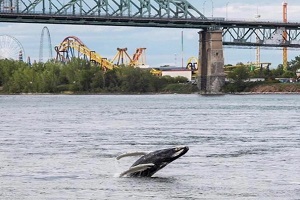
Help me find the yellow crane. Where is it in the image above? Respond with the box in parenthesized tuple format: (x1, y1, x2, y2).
(283, 2, 288, 70)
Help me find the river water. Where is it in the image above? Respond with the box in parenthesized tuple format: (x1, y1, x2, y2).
(0, 94, 299, 199)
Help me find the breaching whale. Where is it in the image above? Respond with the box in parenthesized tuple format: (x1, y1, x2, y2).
(116, 146, 189, 177)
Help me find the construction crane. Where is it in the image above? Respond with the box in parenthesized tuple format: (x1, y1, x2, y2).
(254, 12, 261, 67)
(283, 1, 288, 70)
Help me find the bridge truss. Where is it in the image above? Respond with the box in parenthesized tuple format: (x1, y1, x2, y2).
(0, 0, 206, 19)
(1, 0, 300, 48)
(222, 26, 300, 48)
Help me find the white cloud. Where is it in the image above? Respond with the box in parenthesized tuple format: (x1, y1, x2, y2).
(216, 3, 300, 21)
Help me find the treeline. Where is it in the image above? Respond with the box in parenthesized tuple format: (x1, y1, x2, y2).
(224, 57, 300, 93)
(0, 58, 197, 94)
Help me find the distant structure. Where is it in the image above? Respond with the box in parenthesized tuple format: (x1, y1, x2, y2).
(0, 34, 25, 61)
(0, 0, 17, 12)
(111, 48, 132, 66)
(111, 47, 147, 67)
(282, 1, 288, 69)
(27, 56, 31, 66)
(39, 26, 53, 62)
(254, 11, 261, 67)
(131, 48, 147, 67)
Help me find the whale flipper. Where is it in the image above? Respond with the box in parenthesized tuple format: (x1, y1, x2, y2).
(119, 163, 155, 177)
(117, 146, 189, 177)
(116, 152, 148, 160)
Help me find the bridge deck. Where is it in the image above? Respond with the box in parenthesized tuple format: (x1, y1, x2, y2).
(1, 12, 300, 30)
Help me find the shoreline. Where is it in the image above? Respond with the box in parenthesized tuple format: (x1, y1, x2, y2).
(232, 92, 300, 95)
(1, 83, 300, 95)
(1, 91, 300, 95)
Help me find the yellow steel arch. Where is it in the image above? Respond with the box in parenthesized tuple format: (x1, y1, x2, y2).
(55, 36, 116, 70)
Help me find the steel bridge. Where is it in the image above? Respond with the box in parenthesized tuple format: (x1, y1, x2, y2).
(1, 0, 300, 48)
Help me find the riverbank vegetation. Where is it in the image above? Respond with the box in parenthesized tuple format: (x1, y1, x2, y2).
(0, 59, 198, 94)
(1, 55, 300, 94)
(223, 56, 300, 93)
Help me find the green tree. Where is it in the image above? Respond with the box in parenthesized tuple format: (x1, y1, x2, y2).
(39, 63, 61, 93)
(0, 57, 198, 94)
(270, 65, 284, 78)
(288, 56, 300, 72)
(117, 66, 151, 93)
(281, 71, 296, 78)
(91, 69, 105, 92)
(224, 66, 250, 93)
(104, 68, 120, 92)
(227, 66, 250, 83)
(0, 59, 27, 87)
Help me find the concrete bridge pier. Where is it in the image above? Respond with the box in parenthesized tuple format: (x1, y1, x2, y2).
(197, 29, 225, 94)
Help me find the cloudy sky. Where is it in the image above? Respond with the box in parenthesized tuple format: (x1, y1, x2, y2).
(1, 0, 300, 68)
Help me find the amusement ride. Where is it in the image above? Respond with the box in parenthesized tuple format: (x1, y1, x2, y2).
(0, 34, 24, 61)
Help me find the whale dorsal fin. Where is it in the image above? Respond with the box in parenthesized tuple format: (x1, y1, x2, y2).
(116, 152, 148, 160)
(119, 163, 155, 177)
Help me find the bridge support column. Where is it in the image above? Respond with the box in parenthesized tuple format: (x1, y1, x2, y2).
(197, 29, 225, 94)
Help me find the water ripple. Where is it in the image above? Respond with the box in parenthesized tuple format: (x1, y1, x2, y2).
(1, 94, 300, 199)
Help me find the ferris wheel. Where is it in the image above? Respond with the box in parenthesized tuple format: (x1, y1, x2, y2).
(0, 35, 25, 61)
